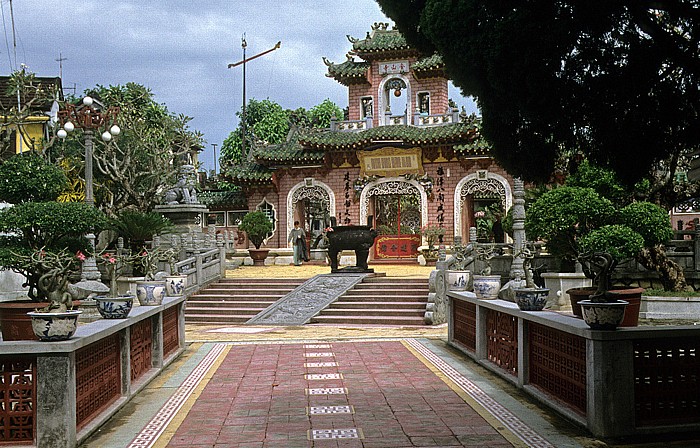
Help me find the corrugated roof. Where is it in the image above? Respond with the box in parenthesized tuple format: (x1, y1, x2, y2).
(0, 75, 62, 112)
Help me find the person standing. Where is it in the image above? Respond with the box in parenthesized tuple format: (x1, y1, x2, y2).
(288, 221, 307, 266)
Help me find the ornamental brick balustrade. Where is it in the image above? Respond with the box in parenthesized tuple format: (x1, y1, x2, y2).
(448, 291, 700, 439)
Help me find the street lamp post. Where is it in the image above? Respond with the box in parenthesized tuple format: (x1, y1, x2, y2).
(57, 96, 120, 205)
(57, 97, 121, 298)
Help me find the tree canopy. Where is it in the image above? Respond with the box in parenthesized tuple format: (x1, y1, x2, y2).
(376, 0, 699, 185)
(220, 98, 343, 168)
(55, 83, 204, 215)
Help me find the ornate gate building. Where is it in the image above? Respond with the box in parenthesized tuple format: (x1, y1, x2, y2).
(222, 23, 515, 260)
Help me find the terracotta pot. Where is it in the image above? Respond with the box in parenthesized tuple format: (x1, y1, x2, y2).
(608, 287, 643, 327)
(567, 286, 642, 326)
(0, 301, 48, 341)
(248, 248, 270, 266)
(566, 287, 597, 318)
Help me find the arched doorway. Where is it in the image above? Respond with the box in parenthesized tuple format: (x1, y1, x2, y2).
(360, 178, 428, 259)
(287, 180, 335, 249)
(454, 172, 512, 243)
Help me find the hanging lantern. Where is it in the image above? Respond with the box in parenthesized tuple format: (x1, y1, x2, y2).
(394, 88, 402, 97)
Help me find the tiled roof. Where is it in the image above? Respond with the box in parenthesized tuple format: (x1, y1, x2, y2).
(412, 53, 445, 77)
(351, 28, 414, 56)
(221, 162, 273, 184)
(252, 135, 326, 164)
(298, 121, 480, 150)
(324, 58, 370, 85)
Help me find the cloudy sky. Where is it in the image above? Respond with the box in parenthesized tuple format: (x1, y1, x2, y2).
(6, 0, 478, 172)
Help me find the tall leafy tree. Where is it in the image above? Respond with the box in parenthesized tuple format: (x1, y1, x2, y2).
(220, 98, 343, 168)
(376, 1, 699, 186)
(76, 83, 204, 214)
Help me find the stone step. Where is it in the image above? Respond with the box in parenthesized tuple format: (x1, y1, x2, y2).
(190, 294, 291, 301)
(343, 289, 427, 297)
(195, 286, 300, 293)
(187, 300, 275, 309)
(335, 295, 427, 303)
(217, 278, 307, 284)
(185, 313, 251, 324)
(309, 315, 427, 326)
(321, 307, 425, 316)
(327, 301, 426, 310)
(185, 306, 263, 316)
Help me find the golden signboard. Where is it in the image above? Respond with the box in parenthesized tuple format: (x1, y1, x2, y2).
(358, 147, 423, 177)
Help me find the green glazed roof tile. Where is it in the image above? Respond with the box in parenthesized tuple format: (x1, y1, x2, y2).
(222, 162, 273, 184)
(351, 28, 411, 54)
(299, 120, 480, 150)
(324, 58, 370, 84)
(413, 53, 445, 72)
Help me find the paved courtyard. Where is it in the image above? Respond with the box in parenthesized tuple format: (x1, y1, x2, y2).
(78, 265, 699, 448)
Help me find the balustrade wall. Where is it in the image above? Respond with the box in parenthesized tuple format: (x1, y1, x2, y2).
(0, 296, 186, 448)
(448, 291, 700, 438)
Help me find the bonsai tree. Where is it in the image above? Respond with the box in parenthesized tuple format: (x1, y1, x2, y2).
(421, 225, 445, 250)
(238, 211, 273, 249)
(0, 152, 109, 302)
(578, 225, 645, 301)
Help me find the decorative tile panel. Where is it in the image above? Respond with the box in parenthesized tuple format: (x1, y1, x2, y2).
(453, 299, 476, 351)
(76, 334, 121, 429)
(486, 309, 518, 376)
(308, 428, 363, 440)
(131, 318, 153, 382)
(634, 337, 700, 426)
(0, 356, 35, 444)
(528, 323, 586, 415)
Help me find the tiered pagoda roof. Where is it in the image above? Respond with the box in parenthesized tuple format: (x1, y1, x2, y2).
(324, 23, 446, 85)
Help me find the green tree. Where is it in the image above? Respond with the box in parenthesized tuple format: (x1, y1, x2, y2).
(220, 98, 343, 168)
(376, 1, 699, 185)
(61, 83, 204, 215)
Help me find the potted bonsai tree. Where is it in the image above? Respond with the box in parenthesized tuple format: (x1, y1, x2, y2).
(134, 246, 175, 305)
(576, 225, 645, 329)
(23, 249, 84, 341)
(238, 210, 273, 266)
(420, 224, 445, 265)
(93, 246, 139, 319)
(0, 153, 108, 340)
(472, 244, 501, 299)
(512, 244, 550, 311)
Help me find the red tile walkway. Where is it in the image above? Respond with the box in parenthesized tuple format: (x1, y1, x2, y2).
(162, 341, 525, 448)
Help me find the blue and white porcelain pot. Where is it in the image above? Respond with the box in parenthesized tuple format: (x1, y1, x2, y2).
(165, 275, 187, 296)
(95, 295, 134, 319)
(135, 280, 166, 306)
(578, 299, 629, 330)
(514, 288, 550, 311)
(472, 275, 501, 300)
(27, 310, 82, 341)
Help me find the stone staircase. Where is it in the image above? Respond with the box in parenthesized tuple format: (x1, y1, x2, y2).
(309, 276, 429, 326)
(184, 278, 306, 324)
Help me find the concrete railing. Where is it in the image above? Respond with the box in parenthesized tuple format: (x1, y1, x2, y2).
(0, 296, 186, 448)
(447, 291, 700, 439)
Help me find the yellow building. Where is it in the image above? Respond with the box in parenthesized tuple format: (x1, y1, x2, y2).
(0, 75, 62, 159)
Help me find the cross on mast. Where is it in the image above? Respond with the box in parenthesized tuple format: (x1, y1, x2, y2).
(228, 38, 281, 161)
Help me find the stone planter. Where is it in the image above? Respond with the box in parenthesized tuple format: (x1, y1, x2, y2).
(579, 300, 629, 330)
(472, 275, 501, 300)
(514, 288, 550, 311)
(165, 274, 188, 296)
(541, 272, 591, 310)
(27, 310, 82, 341)
(95, 295, 134, 319)
(135, 280, 166, 306)
(446, 270, 470, 291)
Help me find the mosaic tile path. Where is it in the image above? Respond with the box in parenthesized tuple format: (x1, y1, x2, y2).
(149, 340, 560, 447)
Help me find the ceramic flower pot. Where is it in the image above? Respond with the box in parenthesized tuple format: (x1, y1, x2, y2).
(27, 310, 82, 341)
(472, 275, 501, 300)
(579, 299, 629, 330)
(135, 280, 166, 306)
(514, 288, 550, 311)
(446, 270, 470, 291)
(165, 275, 187, 296)
(95, 295, 134, 319)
